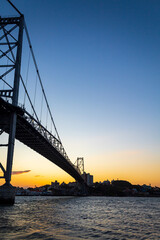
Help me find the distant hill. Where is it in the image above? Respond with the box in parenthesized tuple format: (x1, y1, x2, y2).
(112, 180, 132, 189)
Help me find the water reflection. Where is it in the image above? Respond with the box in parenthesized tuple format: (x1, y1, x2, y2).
(0, 196, 160, 239)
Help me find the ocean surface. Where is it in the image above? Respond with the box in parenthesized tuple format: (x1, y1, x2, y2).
(0, 196, 160, 240)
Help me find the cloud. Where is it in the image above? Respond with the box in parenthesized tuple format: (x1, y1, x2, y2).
(12, 170, 31, 175)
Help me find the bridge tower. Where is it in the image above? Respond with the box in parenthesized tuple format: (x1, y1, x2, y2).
(76, 157, 84, 175)
(0, 14, 24, 204)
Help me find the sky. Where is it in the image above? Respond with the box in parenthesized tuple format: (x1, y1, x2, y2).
(0, 0, 160, 187)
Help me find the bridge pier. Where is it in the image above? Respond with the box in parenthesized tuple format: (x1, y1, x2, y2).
(0, 184, 15, 205)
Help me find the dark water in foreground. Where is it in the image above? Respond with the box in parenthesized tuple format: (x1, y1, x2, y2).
(0, 196, 160, 240)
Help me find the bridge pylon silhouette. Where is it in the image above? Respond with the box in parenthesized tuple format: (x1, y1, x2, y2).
(0, 2, 85, 204)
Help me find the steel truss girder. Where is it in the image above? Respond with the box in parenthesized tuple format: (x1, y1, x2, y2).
(0, 97, 84, 183)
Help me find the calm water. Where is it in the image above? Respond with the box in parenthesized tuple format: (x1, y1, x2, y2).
(0, 196, 160, 240)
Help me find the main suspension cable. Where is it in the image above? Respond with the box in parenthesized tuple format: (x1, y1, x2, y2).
(24, 20, 61, 143)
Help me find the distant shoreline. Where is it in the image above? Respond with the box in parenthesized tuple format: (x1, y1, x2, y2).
(15, 180, 160, 198)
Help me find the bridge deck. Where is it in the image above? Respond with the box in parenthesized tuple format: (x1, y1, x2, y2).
(0, 98, 84, 183)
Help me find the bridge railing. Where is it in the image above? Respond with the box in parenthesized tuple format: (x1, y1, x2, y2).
(20, 106, 81, 175)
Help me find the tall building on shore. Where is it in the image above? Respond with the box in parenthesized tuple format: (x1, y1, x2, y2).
(82, 172, 93, 186)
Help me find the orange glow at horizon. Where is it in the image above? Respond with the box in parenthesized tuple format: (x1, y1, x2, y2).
(86, 150, 160, 187)
(0, 140, 160, 188)
(0, 149, 159, 188)
(0, 169, 160, 188)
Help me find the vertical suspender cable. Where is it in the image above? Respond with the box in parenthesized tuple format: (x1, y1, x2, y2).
(50, 121, 52, 134)
(40, 93, 43, 123)
(23, 50, 30, 107)
(46, 108, 48, 128)
(33, 73, 38, 116)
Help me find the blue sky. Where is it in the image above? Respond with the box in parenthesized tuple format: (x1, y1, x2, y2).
(1, 0, 160, 186)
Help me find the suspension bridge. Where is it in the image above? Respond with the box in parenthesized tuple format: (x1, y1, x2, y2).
(0, 1, 85, 204)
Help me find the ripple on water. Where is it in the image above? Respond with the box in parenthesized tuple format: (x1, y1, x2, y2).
(0, 196, 160, 240)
